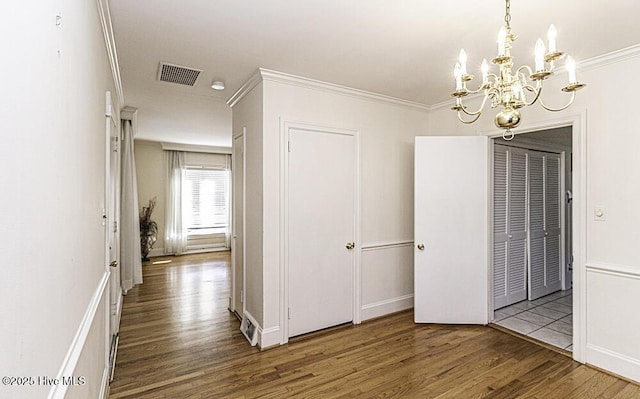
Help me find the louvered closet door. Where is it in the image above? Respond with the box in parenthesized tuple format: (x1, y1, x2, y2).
(528, 151, 562, 300)
(544, 154, 563, 294)
(493, 145, 527, 309)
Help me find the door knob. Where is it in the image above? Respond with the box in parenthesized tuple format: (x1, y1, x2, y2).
(417, 244, 425, 251)
(109, 260, 118, 268)
(346, 242, 355, 250)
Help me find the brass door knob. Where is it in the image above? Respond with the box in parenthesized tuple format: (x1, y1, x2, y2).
(417, 244, 425, 251)
(346, 242, 355, 250)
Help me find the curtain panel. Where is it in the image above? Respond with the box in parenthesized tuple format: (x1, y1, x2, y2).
(120, 120, 143, 291)
(165, 150, 187, 254)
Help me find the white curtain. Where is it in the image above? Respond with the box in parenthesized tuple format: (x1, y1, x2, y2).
(120, 120, 143, 291)
(165, 151, 187, 255)
(224, 154, 232, 247)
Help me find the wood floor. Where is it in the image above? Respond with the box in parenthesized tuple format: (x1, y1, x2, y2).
(109, 252, 639, 398)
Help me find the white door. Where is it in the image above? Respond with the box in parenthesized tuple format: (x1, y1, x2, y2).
(104, 92, 121, 381)
(528, 151, 563, 300)
(288, 127, 355, 337)
(231, 132, 245, 315)
(493, 145, 527, 309)
(108, 118, 121, 335)
(414, 136, 488, 324)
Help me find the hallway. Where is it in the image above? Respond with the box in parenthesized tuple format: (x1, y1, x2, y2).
(109, 251, 252, 398)
(109, 253, 639, 398)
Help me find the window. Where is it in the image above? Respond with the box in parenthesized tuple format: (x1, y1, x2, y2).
(183, 168, 230, 237)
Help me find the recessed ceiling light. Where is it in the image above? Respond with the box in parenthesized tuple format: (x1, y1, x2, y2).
(211, 81, 225, 90)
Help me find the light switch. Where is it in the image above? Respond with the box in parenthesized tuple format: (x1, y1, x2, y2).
(594, 207, 606, 221)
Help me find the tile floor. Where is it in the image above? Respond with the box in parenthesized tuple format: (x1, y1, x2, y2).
(494, 289, 573, 351)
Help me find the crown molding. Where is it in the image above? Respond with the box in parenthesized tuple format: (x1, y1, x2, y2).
(228, 68, 430, 112)
(226, 70, 263, 108)
(160, 142, 232, 154)
(97, 0, 124, 108)
(579, 43, 640, 72)
(429, 43, 640, 112)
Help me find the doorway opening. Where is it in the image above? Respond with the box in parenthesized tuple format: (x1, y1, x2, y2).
(491, 126, 574, 352)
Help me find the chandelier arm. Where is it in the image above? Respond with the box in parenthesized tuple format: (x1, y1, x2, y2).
(538, 90, 576, 112)
(458, 94, 490, 116)
(465, 85, 486, 95)
(457, 109, 482, 124)
(521, 84, 542, 106)
(516, 65, 534, 79)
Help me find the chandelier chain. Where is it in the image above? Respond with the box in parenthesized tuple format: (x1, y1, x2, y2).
(504, 0, 511, 30)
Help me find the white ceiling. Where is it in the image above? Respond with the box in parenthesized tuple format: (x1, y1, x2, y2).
(110, 0, 640, 146)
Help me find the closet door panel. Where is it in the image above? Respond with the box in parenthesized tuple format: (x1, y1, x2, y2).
(508, 238, 527, 300)
(507, 150, 527, 304)
(493, 145, 527, 309)
(493, 146, 509, 309)
(528, 151, 563, 300)
(545, 154, 562, 293)
(528, 152, 547, 300)
(493, 242, 508, 309)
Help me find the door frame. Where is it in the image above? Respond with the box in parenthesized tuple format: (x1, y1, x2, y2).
(486, 110, 587, 363)
(279, 119, 361, 344)
(103, 91, 122, 380)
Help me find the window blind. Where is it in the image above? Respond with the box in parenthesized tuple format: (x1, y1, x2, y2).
(183, 168, 230, 231)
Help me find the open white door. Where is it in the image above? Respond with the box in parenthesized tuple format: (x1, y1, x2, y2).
(414, 136, 489, 324)
(104, 92, 121, 381)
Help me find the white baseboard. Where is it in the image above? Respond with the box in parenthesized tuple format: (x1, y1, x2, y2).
(241, 310, 281, 350)
(586, 343, 640, 383)
(113, 286, 123, 332)
(150, 247, 231, 258)
(184, 247, 230, 255)
(99, 367, 110, 399)
(148, 248, 165, 258)
(259, 326, 281, 350)
(48, 272, 110, 399)
(361, 294, 414, 321)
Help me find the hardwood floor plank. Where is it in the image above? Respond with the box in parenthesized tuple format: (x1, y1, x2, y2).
(109, 252, 639, 398)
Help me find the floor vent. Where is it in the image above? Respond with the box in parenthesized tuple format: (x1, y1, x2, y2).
(157, 62, 202, 86)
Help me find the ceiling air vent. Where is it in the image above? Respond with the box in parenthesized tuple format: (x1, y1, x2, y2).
(157, 62, 202, 86)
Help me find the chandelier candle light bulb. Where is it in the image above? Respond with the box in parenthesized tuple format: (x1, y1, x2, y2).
(454, 62, 463, 90)
(535, 39, 546, 72)
(450, 0, 585, 140)
(459, 49, 468, 76)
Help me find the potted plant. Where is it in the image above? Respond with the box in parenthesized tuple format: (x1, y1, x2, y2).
(139, 198, 158, 261)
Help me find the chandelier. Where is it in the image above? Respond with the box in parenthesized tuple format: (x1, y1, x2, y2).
(451, 0, 585, 140)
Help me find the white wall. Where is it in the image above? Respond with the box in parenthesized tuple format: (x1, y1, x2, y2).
(133, 91, 232, 147)
(1, 0, 118, 398)
(135, 140, 166, 255)
(231, 81, 265, 327)
(231, 71, 428, 347)
(428, 49, 640, 382)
